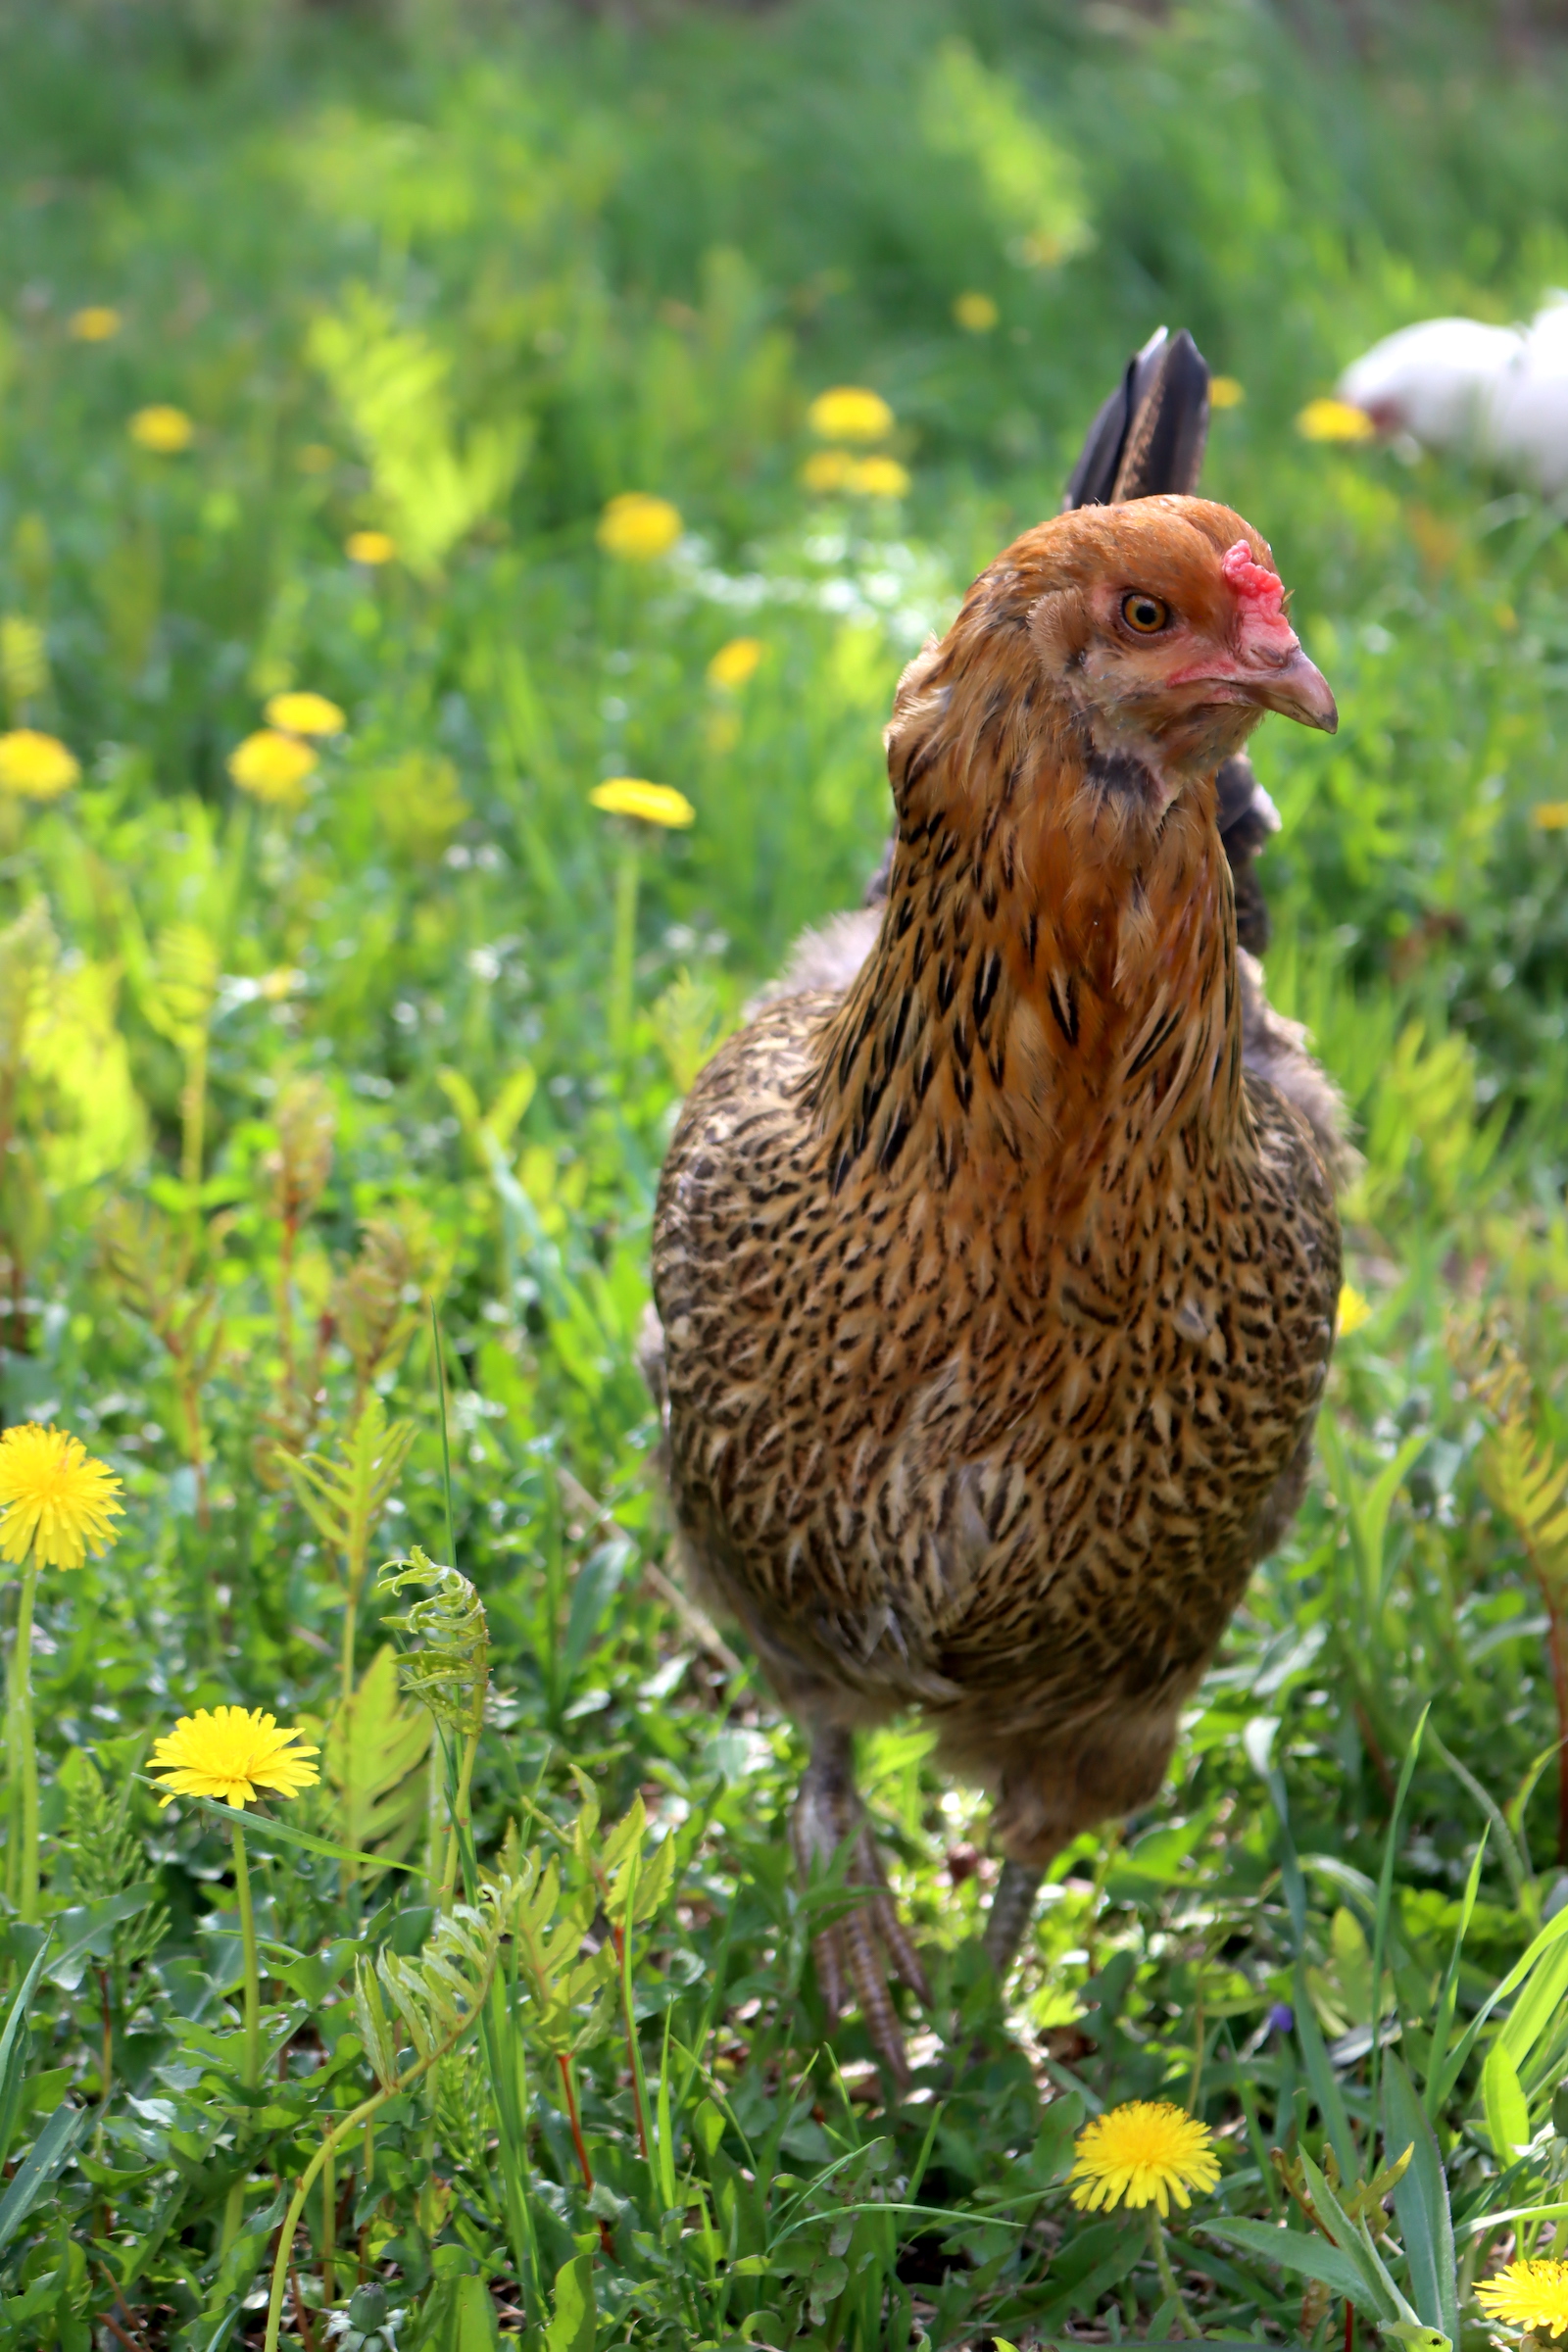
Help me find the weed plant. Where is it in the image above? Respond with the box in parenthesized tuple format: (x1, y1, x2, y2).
(0, 0, 1565, 2344)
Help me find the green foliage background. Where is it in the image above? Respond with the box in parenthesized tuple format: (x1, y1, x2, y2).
(0, 0, 1565, 2344)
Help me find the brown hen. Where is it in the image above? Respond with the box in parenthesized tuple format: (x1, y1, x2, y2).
(647, 365, 1345, 2081)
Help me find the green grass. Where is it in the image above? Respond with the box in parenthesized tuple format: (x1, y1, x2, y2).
(0, 0, 1566, 2343)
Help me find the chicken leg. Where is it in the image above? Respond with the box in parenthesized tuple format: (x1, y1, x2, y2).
(982, 1859, 1045, 1983)
(791, 1726, 930, 2084)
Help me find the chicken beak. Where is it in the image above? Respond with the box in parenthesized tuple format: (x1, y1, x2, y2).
(1241, 645, 1338, 734)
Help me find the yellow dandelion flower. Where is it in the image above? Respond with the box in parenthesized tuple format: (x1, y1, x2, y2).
(264, 690, 346, 739)
(1209, 376, 1245, 410)
(708, 637, 763, 691)
(1337, 1283, 1373, 1337)
(808, 386, 895, 443)
(227, 729, 318, 808)
(590, 777, 695, 828)
(1067, 2100, 1220, 2218)
(1477, 2258, 1568, 2337)
(345, 529, 396, 565)
(1534, 802, 1568, 832)
(1298, 398, 1376, 444)
(0, 729, 79, 801)
(597, 493, 684, 562)
(802, 448, 856, 494)
(0, 1423, 123, 1572)
(150, 1706, 320, 1811)
(954, 291, 999, 334)
(848, 455, 910, 499)
(69, 306, 122, 343)
(128, 405, 195, 455)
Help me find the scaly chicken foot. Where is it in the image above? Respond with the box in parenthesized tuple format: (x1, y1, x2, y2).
(791, 1727, 931, 2085)
(982, 1859, 1045, 1984)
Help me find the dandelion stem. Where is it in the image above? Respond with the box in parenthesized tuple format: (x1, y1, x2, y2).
(609, 835, 640, 1056)
(220, 1818, 261, 2256)
(232, 1821, 261, 2087)
(5, 1554, 41, 1923)
(320, 2138, 335, 2307)
(1148, 2207, 1199, 2339)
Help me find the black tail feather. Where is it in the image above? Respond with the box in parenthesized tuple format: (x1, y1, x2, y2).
(1060, 326, 1210, 512)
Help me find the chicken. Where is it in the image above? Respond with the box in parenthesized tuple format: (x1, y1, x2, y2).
(1335, 294, 1568, 495)
(645, 344, 1347, 2082)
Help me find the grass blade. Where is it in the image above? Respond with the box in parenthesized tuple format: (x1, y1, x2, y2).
(1370, 1703, 1428, 2118)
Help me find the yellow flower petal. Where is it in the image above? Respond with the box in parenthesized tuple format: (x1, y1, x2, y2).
(264, 691, 346, 739)
(0, 730, 79, 801)
(1337, 1283, 1373, 1337)
(802, 448, 855, 494)
(149, 1706, 319, 1811)
(808, 386, 895, 442)
(1209, 375, 1245, 410)
(0, 1423, 123, 1572)
(1477, 2258, 1568, 2337)
(590, 777, 695, 828)
(227, 729, 318, 808)
(1066, 2100, 1220, 2216)
(707, 637, 764, 691)
(847, 455, 909, 499)
(70, 307, 122, 343)
(345, 530, 397, 565)
(954, 292, 999, 334)
(597, 493, 683, 562)
(1533, 802, 1568, 832)
(1298, 398, 1376, 444)
(128, 405, 195, 454)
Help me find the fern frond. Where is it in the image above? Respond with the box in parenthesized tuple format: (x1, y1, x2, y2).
(354, 1878, 522, 2093)
(375, 1549, 489, 1733)
(268, 1074, 336, 1228)
(334, 1208, 437, 1393)
(142, 923, 220, 1052)
(276, 1395, 416, 1566)
(1456, 1319, 1568, 1582)
(323, 1644, 431, 1879)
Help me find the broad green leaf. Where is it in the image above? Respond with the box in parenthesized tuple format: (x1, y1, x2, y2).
(0, 2100, 90, 2250)
(1203, 2219, 1382, 2314)
(544, 2251, 595, 2352)
(172, 1792, 426, 1877)
(0, 1936, 51, 2175)
(46, 1885, 162, 1991)
(451, 2274, 502, 2350)
(1383, 2050, 1458, 2349)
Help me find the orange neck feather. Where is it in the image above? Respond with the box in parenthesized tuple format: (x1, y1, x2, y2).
(808, 626, 1247, 1224)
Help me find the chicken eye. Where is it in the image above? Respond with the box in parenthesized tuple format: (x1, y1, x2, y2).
(1121, 592, 1170, 634)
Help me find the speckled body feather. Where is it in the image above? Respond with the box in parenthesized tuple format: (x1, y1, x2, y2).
(652, 498, 1342, 1867)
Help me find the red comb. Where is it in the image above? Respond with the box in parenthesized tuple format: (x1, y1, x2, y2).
(1221, 539, 1286, 617)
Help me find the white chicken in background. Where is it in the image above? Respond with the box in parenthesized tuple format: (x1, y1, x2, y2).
(1333, 293, 1568, 495)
